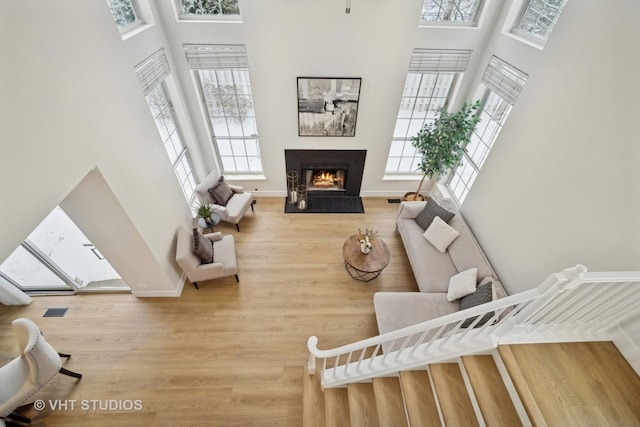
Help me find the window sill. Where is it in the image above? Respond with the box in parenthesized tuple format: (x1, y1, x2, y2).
(382, 174, 423, 181)
(418, 23, 479, 30)
(223, 174, 266, 181)
(504, 31, 545, 51)
(176, 17, 242, 24)
(121, 23, 153, 41)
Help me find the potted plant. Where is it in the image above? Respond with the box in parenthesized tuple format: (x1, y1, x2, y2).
(403, 100, 481, 201)
(193, 200, 215, 227)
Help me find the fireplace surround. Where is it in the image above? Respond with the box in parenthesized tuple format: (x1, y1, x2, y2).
(284, 150, 366, 197)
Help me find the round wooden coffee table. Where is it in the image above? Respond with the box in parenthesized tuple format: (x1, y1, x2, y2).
(342, 235, 390, 282)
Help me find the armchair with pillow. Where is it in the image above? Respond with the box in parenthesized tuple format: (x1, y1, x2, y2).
(175, 227, 239, 289)
(194, 171, 255, 232)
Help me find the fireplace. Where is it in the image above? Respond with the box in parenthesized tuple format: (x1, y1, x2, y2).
(303, 167, 346, 192)
(285, 150, 366, 197)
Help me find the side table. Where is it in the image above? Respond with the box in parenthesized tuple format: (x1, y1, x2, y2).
(197, 212, 221, 233)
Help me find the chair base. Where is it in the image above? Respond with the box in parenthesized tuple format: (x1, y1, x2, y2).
(60, 367, 83, 379)
(193, 274, 239, 290)
(6, 411, 31, 424)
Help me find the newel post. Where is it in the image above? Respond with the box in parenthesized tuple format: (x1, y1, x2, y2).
(307, 336, 318, 374)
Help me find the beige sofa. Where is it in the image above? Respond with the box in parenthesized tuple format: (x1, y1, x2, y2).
(374, 201, 507, 335)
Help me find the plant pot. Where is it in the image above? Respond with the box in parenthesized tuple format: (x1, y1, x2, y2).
(401, 192, 425, 202)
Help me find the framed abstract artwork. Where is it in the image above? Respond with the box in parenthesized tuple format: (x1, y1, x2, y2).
(297, 77, 362, 137)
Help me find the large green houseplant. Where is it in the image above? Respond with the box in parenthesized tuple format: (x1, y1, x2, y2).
(404, 100, 481, 201)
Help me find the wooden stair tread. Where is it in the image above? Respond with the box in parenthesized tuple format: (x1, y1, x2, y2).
(399, 370, 441, 427)
(325, 387, 351, 427)
(462, 354, 523, 427)
(303, 369, 326, 427)
(430, 363, 480, 427)
(501, 342, 640, 427)
(347, 382, 380, 427)
(372, 377, 408, 427)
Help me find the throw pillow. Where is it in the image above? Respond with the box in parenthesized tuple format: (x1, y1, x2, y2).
(478, 276, 497, 300)
(460, 282, 495, 328)
(414, 198, 456, 231)
(192, 228, 214, 264)
(447, 268, 478, 302)
(208, 176, 234, 206)
(423, 216, 460, 253)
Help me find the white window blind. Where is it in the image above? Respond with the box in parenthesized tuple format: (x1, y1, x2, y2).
(184, 44, 249, 70)
(409, 48, 472, 73)
(481, 56, 528, 105)
(134, 48, 170, 96)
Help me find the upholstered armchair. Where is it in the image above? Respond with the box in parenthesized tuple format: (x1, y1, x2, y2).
(0, 318, 82, 425)
(175, 227, 239, 289)
(194, 170, 254, 232)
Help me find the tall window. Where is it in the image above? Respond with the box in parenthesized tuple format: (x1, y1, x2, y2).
(178, 0, 240, 18)
(514, 0, 567, 42)
(135, 49, 197, 204)
(106, 0, 142, 30)
(447, 56, 528, 203)
(420, 0, 483, 24)
(185, 44, 263, 174)
(386, 49, 471, 174)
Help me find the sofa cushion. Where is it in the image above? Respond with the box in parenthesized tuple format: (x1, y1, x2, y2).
(208, 176, 234, 206)
(423, 216, 460, 253)
(192, 228, 214, 264)
(414, 198, 456, 230)
(397, 217, 458, 293)
(374, 292, 460, 335)
(447, 268, 478, 301)
(194, 170, 221, 205)
(447, 215, 495, 282)
(460, 282, 495, 327)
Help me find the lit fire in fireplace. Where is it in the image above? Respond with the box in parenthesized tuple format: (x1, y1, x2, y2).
(313, 171, 337, 187)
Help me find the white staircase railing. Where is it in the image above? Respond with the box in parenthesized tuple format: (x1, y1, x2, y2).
(307, 265, 640, 388)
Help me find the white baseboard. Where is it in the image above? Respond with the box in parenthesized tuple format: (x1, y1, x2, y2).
(609, 324, 640, 376)
(252, 191, 286, 197)
(132, 275, 185, 298)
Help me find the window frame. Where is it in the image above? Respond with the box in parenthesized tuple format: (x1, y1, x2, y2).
(446, 89, 512, 204)
(175, 0, 241, 21)
(385, 72, 458, 175)
(512, 0, 567, 44)
(145, 82, 197, 204)
(194, 69, 263, 175)
(419, 0, 484, 26)
(106, 0, 144, 34)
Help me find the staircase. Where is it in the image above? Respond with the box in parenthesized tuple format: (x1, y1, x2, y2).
(304, 266, 640, 426)
(303, 341, 640, 426)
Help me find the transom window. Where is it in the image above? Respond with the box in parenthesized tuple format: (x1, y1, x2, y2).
(514, 0, 567, 42)
(146, 85, 197, 203)
(178, 0, 240, 18)
(105, 0, 142, 30)
(420, 0, 483, 24)
(386, 73, 455, 174)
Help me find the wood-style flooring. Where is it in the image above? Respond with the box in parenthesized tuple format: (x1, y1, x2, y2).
(0, 197, 418, 426)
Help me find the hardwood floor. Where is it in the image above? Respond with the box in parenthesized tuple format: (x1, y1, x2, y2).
(0, 197, 418, 426)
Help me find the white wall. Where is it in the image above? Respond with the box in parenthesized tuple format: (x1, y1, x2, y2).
(2, 0, 638, 302)
(460, 0, 640, 293)
(0, 0, 193, 298)
(155, 0, 505, 196)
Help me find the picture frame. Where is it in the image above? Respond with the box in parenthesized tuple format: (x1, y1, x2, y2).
(297, 77, 362, 137)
